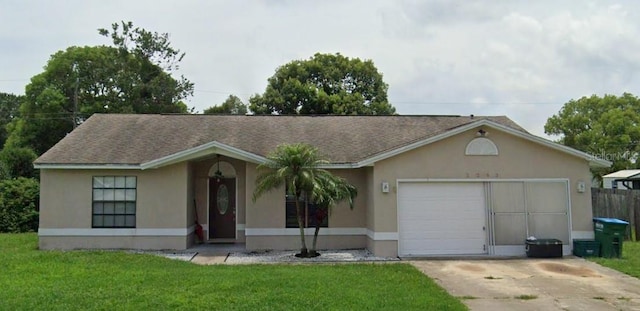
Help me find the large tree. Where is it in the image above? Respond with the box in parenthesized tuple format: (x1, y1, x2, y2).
(249, 53, 395, 115)
(6, 21, 193, 154)
(545, 93, 640, 180)
(0, 93, 23, 147)
(252, 143, 329, 257)
(203, 95, 247, 115)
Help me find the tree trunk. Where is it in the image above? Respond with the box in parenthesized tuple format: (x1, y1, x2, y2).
(311, 223, 320, 256)
(295, 193, 308, 256)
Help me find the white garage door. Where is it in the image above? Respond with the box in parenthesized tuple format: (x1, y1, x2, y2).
(398, 182, 487, 256)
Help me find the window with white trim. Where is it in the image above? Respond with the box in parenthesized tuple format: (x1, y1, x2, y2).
(92, 176, 137, 228)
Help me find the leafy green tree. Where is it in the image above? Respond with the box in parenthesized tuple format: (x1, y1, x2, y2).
(6, 21, 193, 155)
(249, 53, 395, 115)
(0, 93, 23, 147)
(0, 147, 38, 179)
(545, 93, 640, 180)
(203, 95, 248, 114)
(0, 177, 39, 233)
(309, 173, 357, 256)
(252, 143, 328, 257)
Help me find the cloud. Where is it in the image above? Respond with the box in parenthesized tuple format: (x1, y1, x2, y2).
(2, 1, 640, 138)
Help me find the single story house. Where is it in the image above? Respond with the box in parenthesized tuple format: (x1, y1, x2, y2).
(35, 114, 610, 257)
(602, 169, 640, 189)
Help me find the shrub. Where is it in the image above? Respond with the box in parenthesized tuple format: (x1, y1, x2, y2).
(0, 177, 39, 232)
(0, 147, 38, 179)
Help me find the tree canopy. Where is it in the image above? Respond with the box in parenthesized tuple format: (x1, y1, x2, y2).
(249, 53, 395, 115)
(0, 93, 23, 147)
(6, 21, 193, 154)
(203, 95, 247, 115)
(544, 93, 640, 179)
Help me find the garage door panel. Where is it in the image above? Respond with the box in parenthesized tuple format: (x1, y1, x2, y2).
(402, 239, 485, 255)
(398, 182, 486, 256)
(401, 227, 485, 239)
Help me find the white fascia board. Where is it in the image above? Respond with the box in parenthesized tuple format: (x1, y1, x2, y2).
(34, 164, 142, 170)
(140, 141, 267, 170)
(356, 119, 612, 168)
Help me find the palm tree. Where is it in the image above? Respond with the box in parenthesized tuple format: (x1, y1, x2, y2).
(309, 173, 357, 256)
(252, 143, 328, 257)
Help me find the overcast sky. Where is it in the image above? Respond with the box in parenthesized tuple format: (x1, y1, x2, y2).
(2, 0, 640, 137)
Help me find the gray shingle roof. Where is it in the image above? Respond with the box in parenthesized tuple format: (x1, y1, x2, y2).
(34, 114, 525, 165)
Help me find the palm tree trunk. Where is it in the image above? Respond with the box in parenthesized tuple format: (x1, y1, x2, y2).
(295, 196, 308, 256)
(311, 222, 320, 256)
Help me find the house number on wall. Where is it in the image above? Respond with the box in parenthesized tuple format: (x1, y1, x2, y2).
(466, 172, 499, 178)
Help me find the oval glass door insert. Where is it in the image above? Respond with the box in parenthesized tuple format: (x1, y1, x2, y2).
(217, 184, 229, 215)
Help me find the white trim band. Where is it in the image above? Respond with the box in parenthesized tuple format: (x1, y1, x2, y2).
(39, 228, 192, 237)
(366, 230, 398, 241)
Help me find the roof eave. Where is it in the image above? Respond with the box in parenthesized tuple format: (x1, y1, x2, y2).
(34, 163, 142, 170)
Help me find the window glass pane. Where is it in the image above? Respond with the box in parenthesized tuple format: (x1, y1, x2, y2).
(114, 215, 125, 227)
(308, 204, 328, 228)
(103, 215, 114, 227)
(115, 177, 126, 188)
(125, 189, 136, 201)
(285, 201, 301, 228)
(103, 189, 115, 201)
(104, 202, 115, 214)
(93, 177, 104, 188)
(115, 189, 125, 201)
(93, 202, 103, 214)
(93, 215, 103, 227)
(93, 189, 104, 201)
(125, 202, 136, 214)
(125, 215, 136, 227)
(126, 176, 136, 188)
(103, 176, 115, 188)
(115, 202, 125, 214)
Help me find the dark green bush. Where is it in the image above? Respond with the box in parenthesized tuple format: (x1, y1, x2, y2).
(0, 177, 39, 232)
(0, 147, 38, 179)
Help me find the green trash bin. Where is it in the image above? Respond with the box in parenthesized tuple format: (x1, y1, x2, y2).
(593, 217, 629, 258)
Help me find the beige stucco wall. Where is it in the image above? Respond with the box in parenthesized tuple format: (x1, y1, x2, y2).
(367, 126, 594, 257)
(39, 163, 191, 250)
(191, 156, 246, 242)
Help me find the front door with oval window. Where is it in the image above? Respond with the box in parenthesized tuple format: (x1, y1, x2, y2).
(209, 177, 236, 239)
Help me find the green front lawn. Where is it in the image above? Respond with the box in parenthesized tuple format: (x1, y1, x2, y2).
(1, 234, 466, 310)
(590, 241, 640, 278)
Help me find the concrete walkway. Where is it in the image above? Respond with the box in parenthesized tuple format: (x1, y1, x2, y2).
(411, 258, 640, 311)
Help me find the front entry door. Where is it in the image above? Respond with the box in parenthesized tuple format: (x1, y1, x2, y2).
(209, 177, 236, 239)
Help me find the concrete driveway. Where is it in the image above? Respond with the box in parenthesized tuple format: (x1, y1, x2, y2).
(411, 258, 640, 311)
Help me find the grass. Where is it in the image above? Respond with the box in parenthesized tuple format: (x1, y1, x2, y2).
(514, 294, 538, 300)
(0, 234, 466, 311)
(589, 241, 640, 278)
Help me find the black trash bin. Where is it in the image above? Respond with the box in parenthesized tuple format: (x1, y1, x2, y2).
(525, 238, 563, 258)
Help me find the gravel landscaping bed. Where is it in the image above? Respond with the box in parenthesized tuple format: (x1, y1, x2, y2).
(225, 249, 399, 264)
